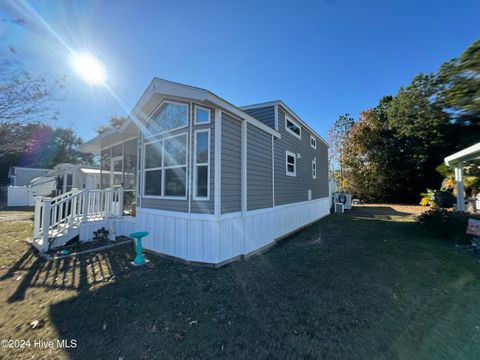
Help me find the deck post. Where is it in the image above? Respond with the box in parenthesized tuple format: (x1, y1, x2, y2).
(454, 163, 465, 211)
(118, 187, 124, 217)
(41, 198, 52, 253)
(33, 196, 42, 239)
(82, 189, 90, 221)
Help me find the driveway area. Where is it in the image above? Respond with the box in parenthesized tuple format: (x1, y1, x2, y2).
(0, 205, 479, 359)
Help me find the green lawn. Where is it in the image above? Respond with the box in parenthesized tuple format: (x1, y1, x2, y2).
(1, 205, 479, 359)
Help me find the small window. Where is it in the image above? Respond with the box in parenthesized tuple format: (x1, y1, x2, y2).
(194, 106, 211, 124)
(286, 151, 296, 176)
(312, 158, 317, 179)
(310, 136, 317, 149)
(285, 115, 301, 139)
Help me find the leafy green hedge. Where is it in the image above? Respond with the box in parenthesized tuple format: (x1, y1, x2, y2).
(416, 208, 480, 244)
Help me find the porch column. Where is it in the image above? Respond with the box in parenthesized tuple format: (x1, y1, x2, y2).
(454, 162, 465, 212)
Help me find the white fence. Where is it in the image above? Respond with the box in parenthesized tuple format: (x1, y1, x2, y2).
(7, 186, 30, 207)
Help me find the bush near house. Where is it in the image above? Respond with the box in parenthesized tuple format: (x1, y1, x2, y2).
(416, 208, 480, 244)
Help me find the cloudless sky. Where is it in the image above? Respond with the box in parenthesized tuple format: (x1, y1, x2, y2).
(1, 0, 479, 141)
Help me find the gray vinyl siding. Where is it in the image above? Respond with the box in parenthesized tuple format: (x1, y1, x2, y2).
(247, 123, 273, 211)
(221, 113, 242, 214)
(140, 100, 215, 214)
(243, 106, 275, 129)
(274, 106, 329, 205)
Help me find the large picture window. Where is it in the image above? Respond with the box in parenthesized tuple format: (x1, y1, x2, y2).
(146, 101, 188, 135)
(143, 133, 187, 198)
(194, 130, 210, 200)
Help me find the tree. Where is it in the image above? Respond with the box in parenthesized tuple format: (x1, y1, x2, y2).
(96, 116, 127, 134)
(341, 110, 392, 201)
(0, 123, 94, 179)
(327, 114, 354, 187)
(0, 54, 66, 159)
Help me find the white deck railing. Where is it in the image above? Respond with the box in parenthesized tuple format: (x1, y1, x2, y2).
(33, 187, 124, 252)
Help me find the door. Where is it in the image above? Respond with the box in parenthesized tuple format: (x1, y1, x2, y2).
(110, 156, 123, 215)
(110, 157, 123, 188)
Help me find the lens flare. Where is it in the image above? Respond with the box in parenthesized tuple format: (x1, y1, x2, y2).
(70, 52, 107, 85)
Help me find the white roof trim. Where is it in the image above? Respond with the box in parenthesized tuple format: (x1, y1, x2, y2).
(240, 100, 328, 147)
(143, 78, 281, 138)
(444, 142, 480, 166)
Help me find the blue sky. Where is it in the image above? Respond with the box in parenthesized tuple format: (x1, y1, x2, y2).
(1, 0, 479, 141)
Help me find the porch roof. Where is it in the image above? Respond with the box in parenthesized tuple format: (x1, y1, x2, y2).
(80, 121, 138, 154)
(444, 142, 480, 166)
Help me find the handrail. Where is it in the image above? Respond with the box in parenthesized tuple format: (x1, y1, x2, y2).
(33, 187, 124, 252)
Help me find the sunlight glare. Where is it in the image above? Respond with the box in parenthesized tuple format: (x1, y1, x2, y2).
(70, 53, 107, 85)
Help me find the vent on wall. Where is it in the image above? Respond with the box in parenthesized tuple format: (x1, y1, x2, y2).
(308, 189, 312, 201)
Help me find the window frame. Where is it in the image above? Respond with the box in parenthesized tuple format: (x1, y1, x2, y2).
(285, 150, 297, 177)
(312, 157, 317, 179)
(194, 105, 211, 125)
(285, 115, 302, 139)
(142, 132, 188, 200)
(193, 129, 210, 201)
(310, 135, 317, 149)
(145, 100, 189, 139)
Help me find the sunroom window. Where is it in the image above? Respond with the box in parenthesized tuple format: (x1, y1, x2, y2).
(143, 133, 187, 198)
(286, 150, 296, 176)
(146, 101, 188, 135)
(194, 130, 210, 199)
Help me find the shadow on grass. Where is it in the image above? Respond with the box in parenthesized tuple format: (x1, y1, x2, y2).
(46, 215, 480, 359)
(0, 245, 134, 303)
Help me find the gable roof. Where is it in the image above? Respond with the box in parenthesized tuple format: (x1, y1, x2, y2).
(134, 78, 281, 138)
(240, 100, 328, 147)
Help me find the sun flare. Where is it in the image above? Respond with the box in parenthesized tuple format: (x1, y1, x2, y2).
(70, 52, 107, 85)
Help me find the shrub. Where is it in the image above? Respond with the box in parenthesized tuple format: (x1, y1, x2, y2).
(419, 189, 455, 208)
(416, 208, 480, 244)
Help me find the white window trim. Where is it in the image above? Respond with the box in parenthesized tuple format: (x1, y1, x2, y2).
(143, 132, 188, 200)
(193, 129, 210, 201)
(312, 157, 317, 179)
(286, 150, 296, 177)
(310, 135, 317, 149)
(194, 105, 211, 125)
(285, 115, 301, 139)
(144, 100, 189, 139)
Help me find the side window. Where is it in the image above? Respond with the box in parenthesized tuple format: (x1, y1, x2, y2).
(194, 106, 211, 124)
(285, 115, 301, 139)
(194, 130, 210, 200)
(312, 158, 317, 179)
(310, 135, 317, 149)
(286, 151, 296, 176)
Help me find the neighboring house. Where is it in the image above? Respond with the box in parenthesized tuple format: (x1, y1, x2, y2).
(33, 78, 330, 265)
(48, 163, 101, 193)
(8, 166, 51, 186)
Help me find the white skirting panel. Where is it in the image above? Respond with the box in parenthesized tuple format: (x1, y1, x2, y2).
(79, 216, 136, 241)
(136, 197, 330, 265)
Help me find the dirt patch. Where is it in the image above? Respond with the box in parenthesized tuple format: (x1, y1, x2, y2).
(351, 203, 426, 219)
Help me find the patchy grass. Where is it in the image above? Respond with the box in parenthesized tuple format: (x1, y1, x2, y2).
(1, 205, 480, 359)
